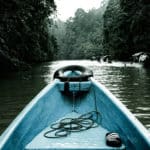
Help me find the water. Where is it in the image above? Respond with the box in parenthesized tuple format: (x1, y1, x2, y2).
(0, 60, 150, 134)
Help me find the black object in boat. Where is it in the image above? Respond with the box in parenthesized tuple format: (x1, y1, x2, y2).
(106, 132, 122, 147)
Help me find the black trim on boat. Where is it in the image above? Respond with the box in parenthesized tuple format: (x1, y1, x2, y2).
(53, 65, 93, 82)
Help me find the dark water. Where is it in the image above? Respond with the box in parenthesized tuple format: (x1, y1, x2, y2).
(0, 60, 150, 134)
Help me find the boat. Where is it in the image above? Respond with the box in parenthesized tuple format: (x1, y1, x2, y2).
(0, 65, 150, 150)
(132, 52, 150, 68)
(100, 55, 112, 63)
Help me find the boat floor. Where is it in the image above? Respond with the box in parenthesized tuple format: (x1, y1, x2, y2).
(25, 112, 125, 150)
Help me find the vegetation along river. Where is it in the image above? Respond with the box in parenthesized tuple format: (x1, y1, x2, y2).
(0, 60, 150, 134)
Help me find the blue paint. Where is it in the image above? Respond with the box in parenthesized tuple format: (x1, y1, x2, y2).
(0, 78, 150, 150)
(58, 81, 91, 92)
(26, 112, 125, 150)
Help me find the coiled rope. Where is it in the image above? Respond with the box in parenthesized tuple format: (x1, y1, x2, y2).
(44, 111, 101, 138)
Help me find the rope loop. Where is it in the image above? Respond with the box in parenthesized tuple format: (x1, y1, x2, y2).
(44, 111, 101, 138)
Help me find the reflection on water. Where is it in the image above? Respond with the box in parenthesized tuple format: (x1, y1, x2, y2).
(0, 60, 150, 134)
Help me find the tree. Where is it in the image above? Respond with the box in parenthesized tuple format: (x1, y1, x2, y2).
(53, 7, 105, 60)
(103, 0, 150, 61)
(0, 0, 57, 70)
(103, 0, 130, 60)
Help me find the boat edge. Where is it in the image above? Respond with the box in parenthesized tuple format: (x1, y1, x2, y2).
(90, 77, 150, 146)
(0, 80, 58, 149)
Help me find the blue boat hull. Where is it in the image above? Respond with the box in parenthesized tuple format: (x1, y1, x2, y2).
(0, 78, 150, 150)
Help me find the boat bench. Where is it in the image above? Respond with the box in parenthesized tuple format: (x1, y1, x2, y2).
(25, 113, 125, 150)
(57, 81, 92, 92)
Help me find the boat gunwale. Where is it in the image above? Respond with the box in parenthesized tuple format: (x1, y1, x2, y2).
(90, 77, 150, 146)
(0, 80, 58, 149)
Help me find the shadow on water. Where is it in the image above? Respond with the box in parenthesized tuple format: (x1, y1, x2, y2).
(0, 62, 52, 134)
(0, 60, 150, 134)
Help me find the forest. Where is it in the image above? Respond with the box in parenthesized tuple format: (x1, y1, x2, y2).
(0, 0, 150, 70)
(0, 0, 57, 70)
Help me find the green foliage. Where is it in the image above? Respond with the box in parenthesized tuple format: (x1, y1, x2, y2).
(53, 7, 106, 60)
(0, 0, 56, 70)
(103, 0, 129, 60)
(103, 0, 150, 61)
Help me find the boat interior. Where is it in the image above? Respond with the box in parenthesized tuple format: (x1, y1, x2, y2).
(25, 80, 125, 150)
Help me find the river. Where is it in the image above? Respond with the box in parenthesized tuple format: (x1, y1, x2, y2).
(0, 60, 150, 134)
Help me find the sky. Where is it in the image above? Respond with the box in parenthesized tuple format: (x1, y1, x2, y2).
(55, 0, 103, 21)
